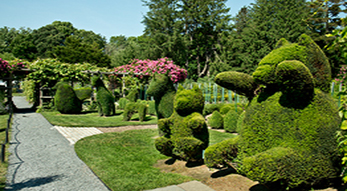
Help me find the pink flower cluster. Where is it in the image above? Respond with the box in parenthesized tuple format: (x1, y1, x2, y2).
(336, 66, 347, 85)
(114, 58, 188, 83)
(0, 58, 26, 78)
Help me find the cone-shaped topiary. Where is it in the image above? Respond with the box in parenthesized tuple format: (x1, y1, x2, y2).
(54, 82, 82, 114)
(205, 34, 340, 189)
(155, 85, 209, 162)
(208, 111, 223, 129)
(223, 109, 239, 133)
(91, 76, 115, 116)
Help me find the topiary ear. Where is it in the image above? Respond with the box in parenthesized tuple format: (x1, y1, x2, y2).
(297, 33, 315, 46)
(274, 38, 290, 49)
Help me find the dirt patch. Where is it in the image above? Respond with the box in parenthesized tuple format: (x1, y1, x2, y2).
(154, 158, 344, 191)
(96, 125, 344, 191)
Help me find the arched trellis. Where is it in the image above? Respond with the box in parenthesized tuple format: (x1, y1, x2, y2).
(82, 70, 150, 98)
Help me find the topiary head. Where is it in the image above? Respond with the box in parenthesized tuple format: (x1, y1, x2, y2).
(147, 73, 175, 98)
(91, 75, 104, 87)
(174, 85, 204, 116)
(252, 34, 331, 92)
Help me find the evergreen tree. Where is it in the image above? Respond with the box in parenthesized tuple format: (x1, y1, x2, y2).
(306, 0, 347, 75)
(142, 0, 231, 80)
(228, 0, 310, 74)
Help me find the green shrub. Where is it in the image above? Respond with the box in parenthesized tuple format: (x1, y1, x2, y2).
(138, 102, 148, 122)
(54, 82, 82, 114)
(203, 103, 223, 116)
(236, 111, 245, 134)
(204, 136, 239, 168)
(74, 87, 93, 101)
(155, 85, 209, 161)
(0, 87, 6, 114)
(147, 100, 156, 115)
(118, 98, 128, 110)
(126, 89, 139, 102)
(219, 104, 233, 115)
(208, 111, 223, 129)
(123, 102, 137, 121)
(224, 109, 239, 133)
(91, 76, 115, 116)
(146, 74, 176, 119)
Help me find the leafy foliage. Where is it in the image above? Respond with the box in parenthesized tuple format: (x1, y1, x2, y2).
(208, 111, 223, 129)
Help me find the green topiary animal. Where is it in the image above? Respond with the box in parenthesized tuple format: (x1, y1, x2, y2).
(54, 82, 82, 114)
(91, 75, 115, 116)
(146, 74, 176, 119)
(155, 85, 209, 162)
(204, 34, 341, 189)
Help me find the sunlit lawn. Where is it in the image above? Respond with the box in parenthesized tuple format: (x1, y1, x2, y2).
(0, 114, 9, 191)
(75, 128, 236, 191)
(41, 110, 157, 127)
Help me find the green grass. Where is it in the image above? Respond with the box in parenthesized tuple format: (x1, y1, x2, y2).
(0, 114, 9, 191)
(75, 128, 236, 191)
(41, 110, 158, 127)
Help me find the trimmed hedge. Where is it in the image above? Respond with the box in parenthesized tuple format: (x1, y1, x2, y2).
(74, 87, 93, 101)
(204, 136, 239, 168)
(155, 85, 209, 161)
(122, 102, 137, 121)
(146, 74, 176, 119)
(54, 82, 82, 114)
(91, 76, 115, 116)
(224, 109, 239, 133)
(208, 111, 223, 129)
(118, 98, 128, 110)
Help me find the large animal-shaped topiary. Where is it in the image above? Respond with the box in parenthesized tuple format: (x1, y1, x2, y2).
(155, 85, 209, 162)
(204, 34, 341, 189)
(54, 82, 82, 114)
(91, 75, 115, 116)
(146, 74, 176, 119)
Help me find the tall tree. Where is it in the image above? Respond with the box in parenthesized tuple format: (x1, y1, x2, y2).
(0, 27, 19, 54)
(227, 0, 310, 74)
(10, 28, 37, 61)
(54, 36, 111, 67)
(142, 0, 231, 80)
(306, 0, 347, 75)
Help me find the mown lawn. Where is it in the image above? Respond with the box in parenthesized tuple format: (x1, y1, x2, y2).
(0, 114, 9, 191)
(75, 128, 236, 191)
(41, 110, 157, 127)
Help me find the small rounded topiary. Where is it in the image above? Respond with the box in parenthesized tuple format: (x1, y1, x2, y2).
(208, 111, 224, 129)
(219, 104, 233, 115)
(122, 102, 137, 121)
(118, 97, 128, 110)
(223, 109, 239, 133)
(203, 103, 223, 116)
(54, 82, 82, 114)
(74, 87, 93, 101)
(147, 100, 156, 115)
(137, 102, 148, 122)
(155, 85, 209, 162)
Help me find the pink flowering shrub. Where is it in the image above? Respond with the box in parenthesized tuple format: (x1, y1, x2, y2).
(114, 58, 187, 83)
(336, 66, 347, 85)
(0, 58, 26, 78)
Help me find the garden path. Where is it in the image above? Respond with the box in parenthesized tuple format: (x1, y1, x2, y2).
(5, 96, 110, 191)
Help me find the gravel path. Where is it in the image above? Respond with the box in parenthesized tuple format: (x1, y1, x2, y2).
(5, 97, 110, 191)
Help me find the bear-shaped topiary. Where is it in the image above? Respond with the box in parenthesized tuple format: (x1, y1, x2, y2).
(54, 82, 82, 114)
(146, 74, 176, 119)
(155, 85, 209, 162)
(204, 34, 341, 189)
(91, 75, 115, 116)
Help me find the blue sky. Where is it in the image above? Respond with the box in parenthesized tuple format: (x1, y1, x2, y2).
(1, 0, 254, 41)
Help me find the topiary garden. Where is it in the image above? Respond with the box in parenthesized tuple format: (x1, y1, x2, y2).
(204, 34, 341, 190)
